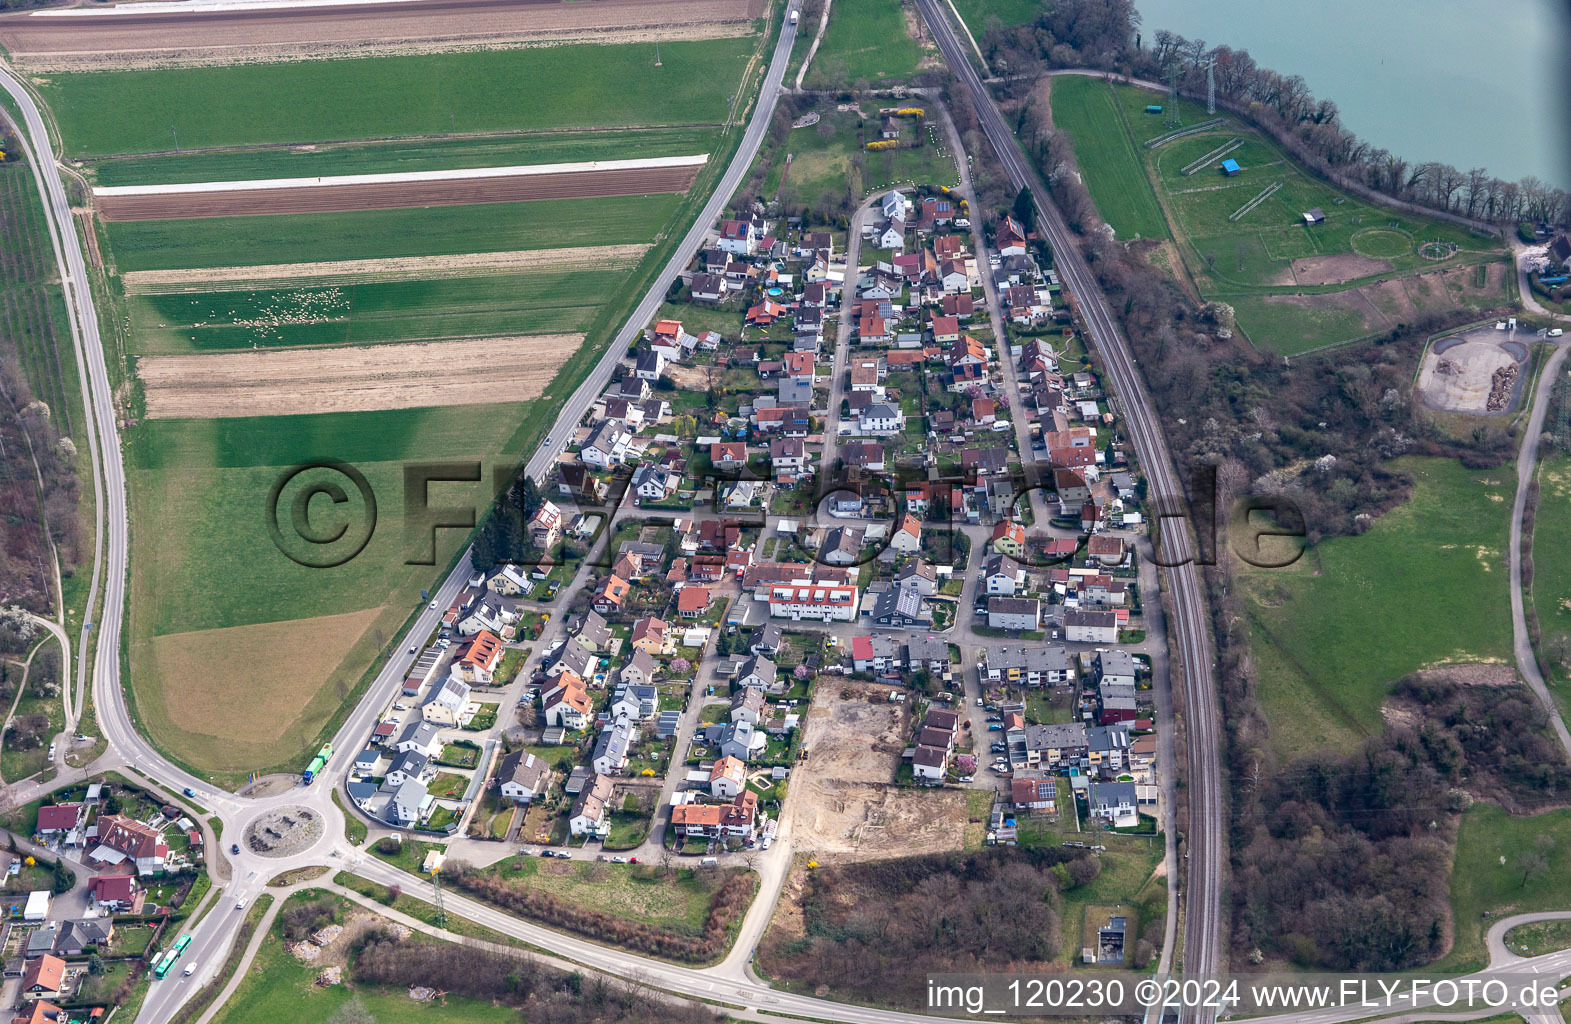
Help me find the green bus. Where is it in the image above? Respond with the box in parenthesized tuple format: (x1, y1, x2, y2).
(152, 933, 194, 979)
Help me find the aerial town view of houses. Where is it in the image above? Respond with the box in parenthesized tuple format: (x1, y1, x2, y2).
(2, 0, 1570, 1020)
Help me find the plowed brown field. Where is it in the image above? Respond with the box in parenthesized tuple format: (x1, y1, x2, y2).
(138, 333, 580, 417)
(97, 164, 700, 221)
(0, 0, 763, 69)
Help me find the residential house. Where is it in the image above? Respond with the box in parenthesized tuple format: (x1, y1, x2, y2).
(710, 442, 747, 470)
(451, 630, 504, 684)
(580, 421, 631, 468)
(746, 300, 787, 325)
(621, 649, 657, 689)
(874, 219, 905, 249)
(629, 616, 670, 655)
(546, 640, 596, 680)
(56, 919, 113, 958)
(591, 574, 631, 614)
(971, 396, 997, 426)
(709, 755, 746, 799)
(385, 750, 429, 789)
(542, 674, 592, 730)
(88, 874, 141, 914)
(984, 553, 1025, 595)
(1012, 777, 1057, 813)
(906, 634, 951, 674)
(941, 293, 975, 319)
(766, 581, 860, 621)
(948, 334, 987, 368)
(1086, 724, 1129, 774)
(20, 956, 64, 1001)
(1065, 609, 1118, 643)
(1088, 534, 1128, 567)
(690, 273, 725, 302)
(912, 744, 948, 782)
(569, 773, 616, 837)
(556, 463, 608, 504)
(676, 585, 711, 619)
(730, 685, 767, 726)
(486, 563, 533, 597)
(670, 791, 757, 840)
(872, 585, 927, 627)
(735, 656, 778, 693)
(983, 645, 1073, 687)
(895, 559, 938, 596)
(850, 634, 904, 674)
(635, 349, 667, 382)
(35, 805, 81, 841)
(1087, 781, 1139, 828)
(706, 719, 765, 762)
(423, 676, 474, 727)
(858, 402, 905, 434)
(769, 437, 807, 476)
(938, 259, 969, 293)
(991, 519, 1026, 557)
(632, 465, 678, 501)
(591, 721, 633, 775)
(394, 721, 443, 758)
(89, 815, 167, 875)
(819, 525, 865, 565)
(456, 594, 516, 638)
(841, 441, 885, 471)
(718, 218, 757, 255)
(879, 190, 910, 221)
(995, 214, 1028, 256)
(495, 751, 549, 804)
(609, 684, 658, 723)
(1016, 722, 1088, 769)
(929, 314, 961, 344)
(747, 621, 783, 656)
(963, 448, 1008, 477)
(987, 596, 1040, 631)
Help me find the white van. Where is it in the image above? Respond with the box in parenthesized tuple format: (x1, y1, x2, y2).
(183, 963, 197, 977)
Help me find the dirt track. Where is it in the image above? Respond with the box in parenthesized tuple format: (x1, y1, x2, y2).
(137, 332, 580, 417)
(97, 164, 700, 221)
(0, 0, 763, 69)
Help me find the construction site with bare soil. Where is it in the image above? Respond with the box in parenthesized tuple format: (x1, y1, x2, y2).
(1415, 326, 1530, 416)
(0, 0, 766, 70)
(786, 681, 973, 859)
(136, 332, 581, 417)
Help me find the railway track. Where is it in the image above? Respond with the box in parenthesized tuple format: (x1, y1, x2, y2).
(912, 0, 1226, 1012)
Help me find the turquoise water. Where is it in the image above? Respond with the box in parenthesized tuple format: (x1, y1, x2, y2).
(1134, 0, 1571, 188)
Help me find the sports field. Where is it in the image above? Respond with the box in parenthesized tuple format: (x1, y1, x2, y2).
(1240, 457, 1515, 762)
(804, 0, 922, 87)
(1046, 76, 1513, 354)
(102, 193, 680, 271)
(92, 126, 720, 188)
(42, 37, 758, 157)
(1047, 75, 1168, 241)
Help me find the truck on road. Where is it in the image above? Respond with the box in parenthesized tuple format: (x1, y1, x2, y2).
(302, 742, 333, 784)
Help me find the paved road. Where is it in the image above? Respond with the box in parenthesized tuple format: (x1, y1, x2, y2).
(910, 0, 1226, 1010)
(1509, 335, 1571, 759)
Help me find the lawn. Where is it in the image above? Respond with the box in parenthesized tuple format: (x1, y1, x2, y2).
(92, 126, 721, 188)
(1440, 803, 1571, 972)
(760, 108, 959, 211)
(1532, 455, 1571, 690)
(208, 893, 518, 1024)
(804, 0, 922, 88)
(0, 637, 66, 782)
(1241, 457, 1515, 763)
(102, 192, 682, 272)
(126, 266, 633, 354)
(45, 38, 759, 157)
(490, 856, 718, 933)
(1048, 76, 1169, 242)
(1046, 74, 1512, 354)
(951, 0, 1041, 37)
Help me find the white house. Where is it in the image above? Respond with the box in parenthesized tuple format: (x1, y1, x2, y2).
(1065, 608, 1118, 644)
(858, 402, 905, 434)
(580, 422, 630, 468)
(1087, 781, 1138, 828)
(709, 755, 746, 799)
(912, 744, 948, 781)
(735, 656, 778, 693)
(632, 465, 678, 501)
(422, 677, 474, 727)
(495, 750, 549, 804)
(591, 721, 633, 775)
(569, 774, 616, 837)
(888, 514, 922, 555)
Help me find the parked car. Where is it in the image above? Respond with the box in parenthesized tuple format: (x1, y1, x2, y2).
(975, 697, 984, 707)
(988, 723, 1003, 731)
(611, 856, 628, 863)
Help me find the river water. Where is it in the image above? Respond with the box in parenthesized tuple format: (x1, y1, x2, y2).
(1134, 0, 1571, 189)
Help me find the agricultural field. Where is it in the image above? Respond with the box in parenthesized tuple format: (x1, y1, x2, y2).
(759, 107, 959, 212)
(92, 126, 721, 188)
(41, 37, 759, 157)
(1047, 75, 1513, 354)
(804, 0, 923, 88)
(127, 266, 635, 354)
(1533, 454, 1571, 690)
(101, 192, 682, 272)
(1239, 457, 1515, 762)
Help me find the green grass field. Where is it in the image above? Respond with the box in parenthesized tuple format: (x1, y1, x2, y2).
(1048, 76, 1169, 241)
(951, 0, 1042, 37)
(804, 0, 922, 87)
(209, 894, 517, 1024)
(1242, 457, 1515, 762)
(127, 266, 632, 353)
(1440, 803, 1571, 972)
(1533, 455, 1571, 691)
(92, 126, 720, 187)
(102, 193, 681, 272)
(1047, 75, 1512, 354)
(761, 109, 959, 210)
(45, 38, 757, 157)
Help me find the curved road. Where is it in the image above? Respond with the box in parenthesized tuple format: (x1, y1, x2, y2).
(910, 0, 1226, 1007)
